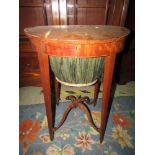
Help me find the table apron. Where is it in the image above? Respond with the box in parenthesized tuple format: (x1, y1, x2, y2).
(42, 41, 125, 57)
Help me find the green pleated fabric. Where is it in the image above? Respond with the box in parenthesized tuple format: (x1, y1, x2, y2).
(49, 56, 104, 84)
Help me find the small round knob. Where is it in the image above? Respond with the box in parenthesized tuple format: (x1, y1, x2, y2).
(26, 63, 31, 67)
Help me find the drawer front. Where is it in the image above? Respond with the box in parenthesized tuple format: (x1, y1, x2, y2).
(20, 52, 40, 72)
(20, 0, 44, 6)
(19, 52, 41, 86)
(20, 41, 36, 52)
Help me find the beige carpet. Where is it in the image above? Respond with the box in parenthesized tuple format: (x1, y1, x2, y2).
(19, 81, 135, 105)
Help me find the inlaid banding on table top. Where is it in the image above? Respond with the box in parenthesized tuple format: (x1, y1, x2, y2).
(24, 25, 130, 43)
(24, 25, 129, 57)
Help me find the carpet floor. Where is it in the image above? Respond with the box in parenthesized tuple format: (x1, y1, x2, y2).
(19, 95, 135, 155)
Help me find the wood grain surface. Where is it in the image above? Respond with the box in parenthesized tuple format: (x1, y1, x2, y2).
(25, 25, 129, 57)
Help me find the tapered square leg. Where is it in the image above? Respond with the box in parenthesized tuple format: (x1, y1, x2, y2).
(38, 53, 54, 140)
(100, 54, 116, 143)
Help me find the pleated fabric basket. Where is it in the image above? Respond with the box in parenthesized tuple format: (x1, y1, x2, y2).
(49, 56, 104, 87)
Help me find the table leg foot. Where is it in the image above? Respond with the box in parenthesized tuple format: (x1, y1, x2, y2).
(49, 130, 54, 141)
(100, 135, 104, 143)
(100, 129, 106, 143)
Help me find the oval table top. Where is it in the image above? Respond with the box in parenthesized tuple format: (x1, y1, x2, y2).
(25, 25, 130, 57)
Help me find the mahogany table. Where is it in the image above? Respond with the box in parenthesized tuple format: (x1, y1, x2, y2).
(25, 25, 129, 143)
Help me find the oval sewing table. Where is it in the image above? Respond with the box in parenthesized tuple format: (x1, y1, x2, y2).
(25, 25, 129, 143)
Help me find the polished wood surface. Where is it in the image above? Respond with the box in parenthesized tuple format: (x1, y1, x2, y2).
(25, 25, 129, 143)
(25, 25, 129, 41)
(100, 54, 116, 142)
(25, 25, 129, 57)
(38, 52, 54, 140)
